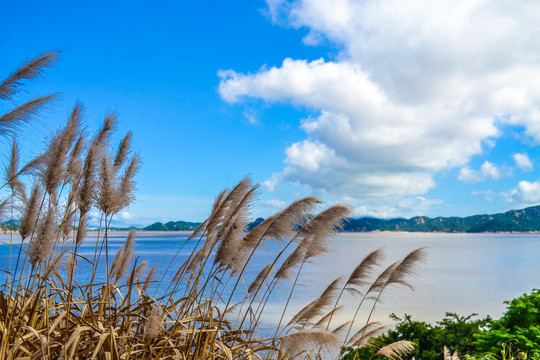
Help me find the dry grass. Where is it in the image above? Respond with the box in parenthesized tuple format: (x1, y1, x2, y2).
(0, 53, 425, 359)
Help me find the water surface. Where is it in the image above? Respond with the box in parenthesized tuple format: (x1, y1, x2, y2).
(2, 231, 539, 330)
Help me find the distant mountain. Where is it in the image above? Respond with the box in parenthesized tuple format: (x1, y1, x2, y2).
(343, 205, 540, 233)
(139, 205, 540, 233)
(143, 220, 202, 231)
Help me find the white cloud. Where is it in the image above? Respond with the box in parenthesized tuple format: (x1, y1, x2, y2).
(354, 196, 444, 219)
(262, 173, 280, 191)
(506, 179, 540, 206)
(219, 0, 540, 214)
(513, 153, 533, 171)
(458, 161, 504, 183)
(266, 199, 287, 210)
(243, 109, 260, 125)
(118, 211, 135, 221)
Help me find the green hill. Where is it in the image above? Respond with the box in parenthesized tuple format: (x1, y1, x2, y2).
(140, 205, 540, 233)
(143, 220, 202, 231)
(343, 205, 540, 232)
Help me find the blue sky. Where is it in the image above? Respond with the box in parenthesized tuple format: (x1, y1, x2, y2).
(2, 0, 540, 226)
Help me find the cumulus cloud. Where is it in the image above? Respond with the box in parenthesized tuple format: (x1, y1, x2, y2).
(354, 196, 444, 219)
(219, 0, 540, 214)
(513, 153, 533, 171)
(266, 199, 287, 210)
(458, 161, 505, 183)
(506, 179, 540, 206)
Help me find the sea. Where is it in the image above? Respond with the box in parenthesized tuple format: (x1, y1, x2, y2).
(1, 231, 539, 333)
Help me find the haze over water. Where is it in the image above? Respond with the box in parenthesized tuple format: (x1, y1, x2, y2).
(1, 231, 538, 329)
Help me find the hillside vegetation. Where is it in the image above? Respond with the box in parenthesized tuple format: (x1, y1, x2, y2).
(343, 206, 540, 233)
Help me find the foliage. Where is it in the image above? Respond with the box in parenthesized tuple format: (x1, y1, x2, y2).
(343, 206, 540, 232)
(475, 289, 540, 357)
(342, 313, 488, 360)
(143, 220, 203, 231)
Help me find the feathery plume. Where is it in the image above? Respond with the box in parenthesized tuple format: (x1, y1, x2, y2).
(40, 107, 82, 194)
(93, 112, 117, 148)
(78, 142, 99, 214)
(0, 95, 58, 136)
(287, 277, 343, 327)
(110, 230, 136, 282)
(96, 154, 115, 214)
(61, 205, 75, 240)
(28, 205, 57, 267)
(366, 261, 400, 295)
(280, 331, 340, 356)
(66, 135, 85, 182)
(265, 196, 322, 242)
(214, 184, 259, 272)
(143, 303, 163, 340)
(114, 131, 132, 168)
(332, 321, 352, 336)
(185, 189, 227, 242)
(346, 248, 385, 289)
(75, 213, 88, 248)
(248, 263, 274, 297)
(349, 322, 385, 346)
(312, 306, 344, 329)
(444, 346, 460, 360)
(207, 177, 252, 243)
(5, 138, 23, 194)
(19, 183, 42, 240)
(385, 248, 427, 290)
(115, 153, 141, 213)
(274, 242, 306, 281)
(0, 198, 9, 221)
(374, 340, 416, 360)
(43, 248, 68, 280)
(133, 260, 148, 279)
(298, 204, 353, 254)
(143, 264, 158, 292)
(0, 51, 59, 100)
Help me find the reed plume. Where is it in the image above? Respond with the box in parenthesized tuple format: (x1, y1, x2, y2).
(5, 138, 24, 195)
(274, 242, 307, 281)
(110, 230, 136, 282)
(114, 131, 132, 168)
(0, 94, 58, 137)
(312, 306, 344, 329)
(444, 345, 460, 360)
(18, 183, 42, 240)
(287, 277, 343, 328)
(143, 264, 158, 292)
(115, 153, 141, 214)
(66, 135, 85, 182)
(349, 322, 386, 347)
(385, 248, 426, 290)
(134, 260, 148, 279)
(248, 262, 274, 296)
(280, 331, 340, 356)
(77, 142, 99, 214)
(346, 248, 385, 290)
(0, 51, 59, 100)
(96, 154, 115, 214)
(75, 213, 88, 247)
(28, 204, 57, 267)
(144, 303, 163, 340)
(374, 340, 416, 360)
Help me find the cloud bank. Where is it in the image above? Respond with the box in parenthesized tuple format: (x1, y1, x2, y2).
(219, 0, 540, 215)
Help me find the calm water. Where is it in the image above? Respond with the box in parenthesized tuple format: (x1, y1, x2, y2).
(1, 231, 539, 329)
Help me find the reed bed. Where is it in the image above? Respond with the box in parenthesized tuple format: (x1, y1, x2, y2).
(0, 52, 424, 359)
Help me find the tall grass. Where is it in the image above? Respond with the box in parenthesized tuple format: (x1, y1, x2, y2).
(0, 53, 424, 359)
